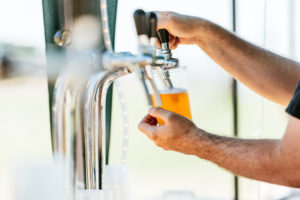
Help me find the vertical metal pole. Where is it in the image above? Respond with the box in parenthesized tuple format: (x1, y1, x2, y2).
(42, 0, 65, 150)
(105, 0, 119, 165)
(232, 0, 239, 199)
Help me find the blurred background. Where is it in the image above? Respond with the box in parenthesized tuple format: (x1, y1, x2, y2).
(0, 0, 300, 199)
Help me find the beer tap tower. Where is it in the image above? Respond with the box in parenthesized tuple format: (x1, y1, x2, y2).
(84, 9, 180, 190)
(49, 4, 181, 198)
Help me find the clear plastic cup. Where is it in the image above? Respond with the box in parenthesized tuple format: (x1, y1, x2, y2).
(149, 66, 192, 125)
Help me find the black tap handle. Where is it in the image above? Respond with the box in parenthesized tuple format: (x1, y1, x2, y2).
(157, 29, 170, 44)
(134, 9, 147, 36)
(149, 12, 157, 38)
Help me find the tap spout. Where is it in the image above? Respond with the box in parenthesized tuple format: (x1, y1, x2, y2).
(52, 72, 70, 156)
(52, 70, 81, 199)
(84, 67, 129, 189)
(102, 51, 162, 106)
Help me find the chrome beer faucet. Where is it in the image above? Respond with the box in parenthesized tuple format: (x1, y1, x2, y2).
(83, 9, 181, 189)
(155, 29, 179, 89)
(84, 52, 160, 190)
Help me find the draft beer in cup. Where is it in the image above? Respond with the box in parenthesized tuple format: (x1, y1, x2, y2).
(151, 88, 192, 125)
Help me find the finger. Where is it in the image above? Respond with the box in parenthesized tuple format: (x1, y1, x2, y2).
(148, 107, 172, 122)
(138, 121, 157, 140)
(169, 37, 179, 49)
(169, 35, 177, 45)
(169, 34, 175, 41)
(141, 114, 158, 125)
(168, 39, 177, 49)
(149, 116, 158, 125)
(141, 114, 151, 123)
(170, 43, 179, 50)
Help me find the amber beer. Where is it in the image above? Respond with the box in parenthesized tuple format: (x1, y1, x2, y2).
(151, 88, 192, 125)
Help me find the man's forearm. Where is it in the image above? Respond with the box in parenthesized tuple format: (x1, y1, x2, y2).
(195, 20, 300, 106)
(190, 130, 299, 187)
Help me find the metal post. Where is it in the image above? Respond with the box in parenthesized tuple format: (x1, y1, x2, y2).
(42, 0, 65, 150)
(232, 0, 239, 199)
(105, 0, 118, 165)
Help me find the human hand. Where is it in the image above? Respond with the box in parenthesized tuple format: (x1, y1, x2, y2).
(156, 11, 206, 49)
(138, 107, 200, 155)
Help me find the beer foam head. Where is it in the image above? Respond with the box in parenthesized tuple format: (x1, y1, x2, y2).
(158, 87, 187, 94)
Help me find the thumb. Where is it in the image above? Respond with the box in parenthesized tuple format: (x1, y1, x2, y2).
(148, 107, 172, 122)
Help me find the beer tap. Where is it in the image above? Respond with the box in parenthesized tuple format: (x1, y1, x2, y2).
(84, 52, 168, 189)
(156, 29, 179, 89)
(148, 12, 158, 48)
(133, 9, 161, 106)
(134, 9, 149, 50)
(83, 9, 182, 189)
(157, 29, 172, 59)
(50, 8, 185, 197)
